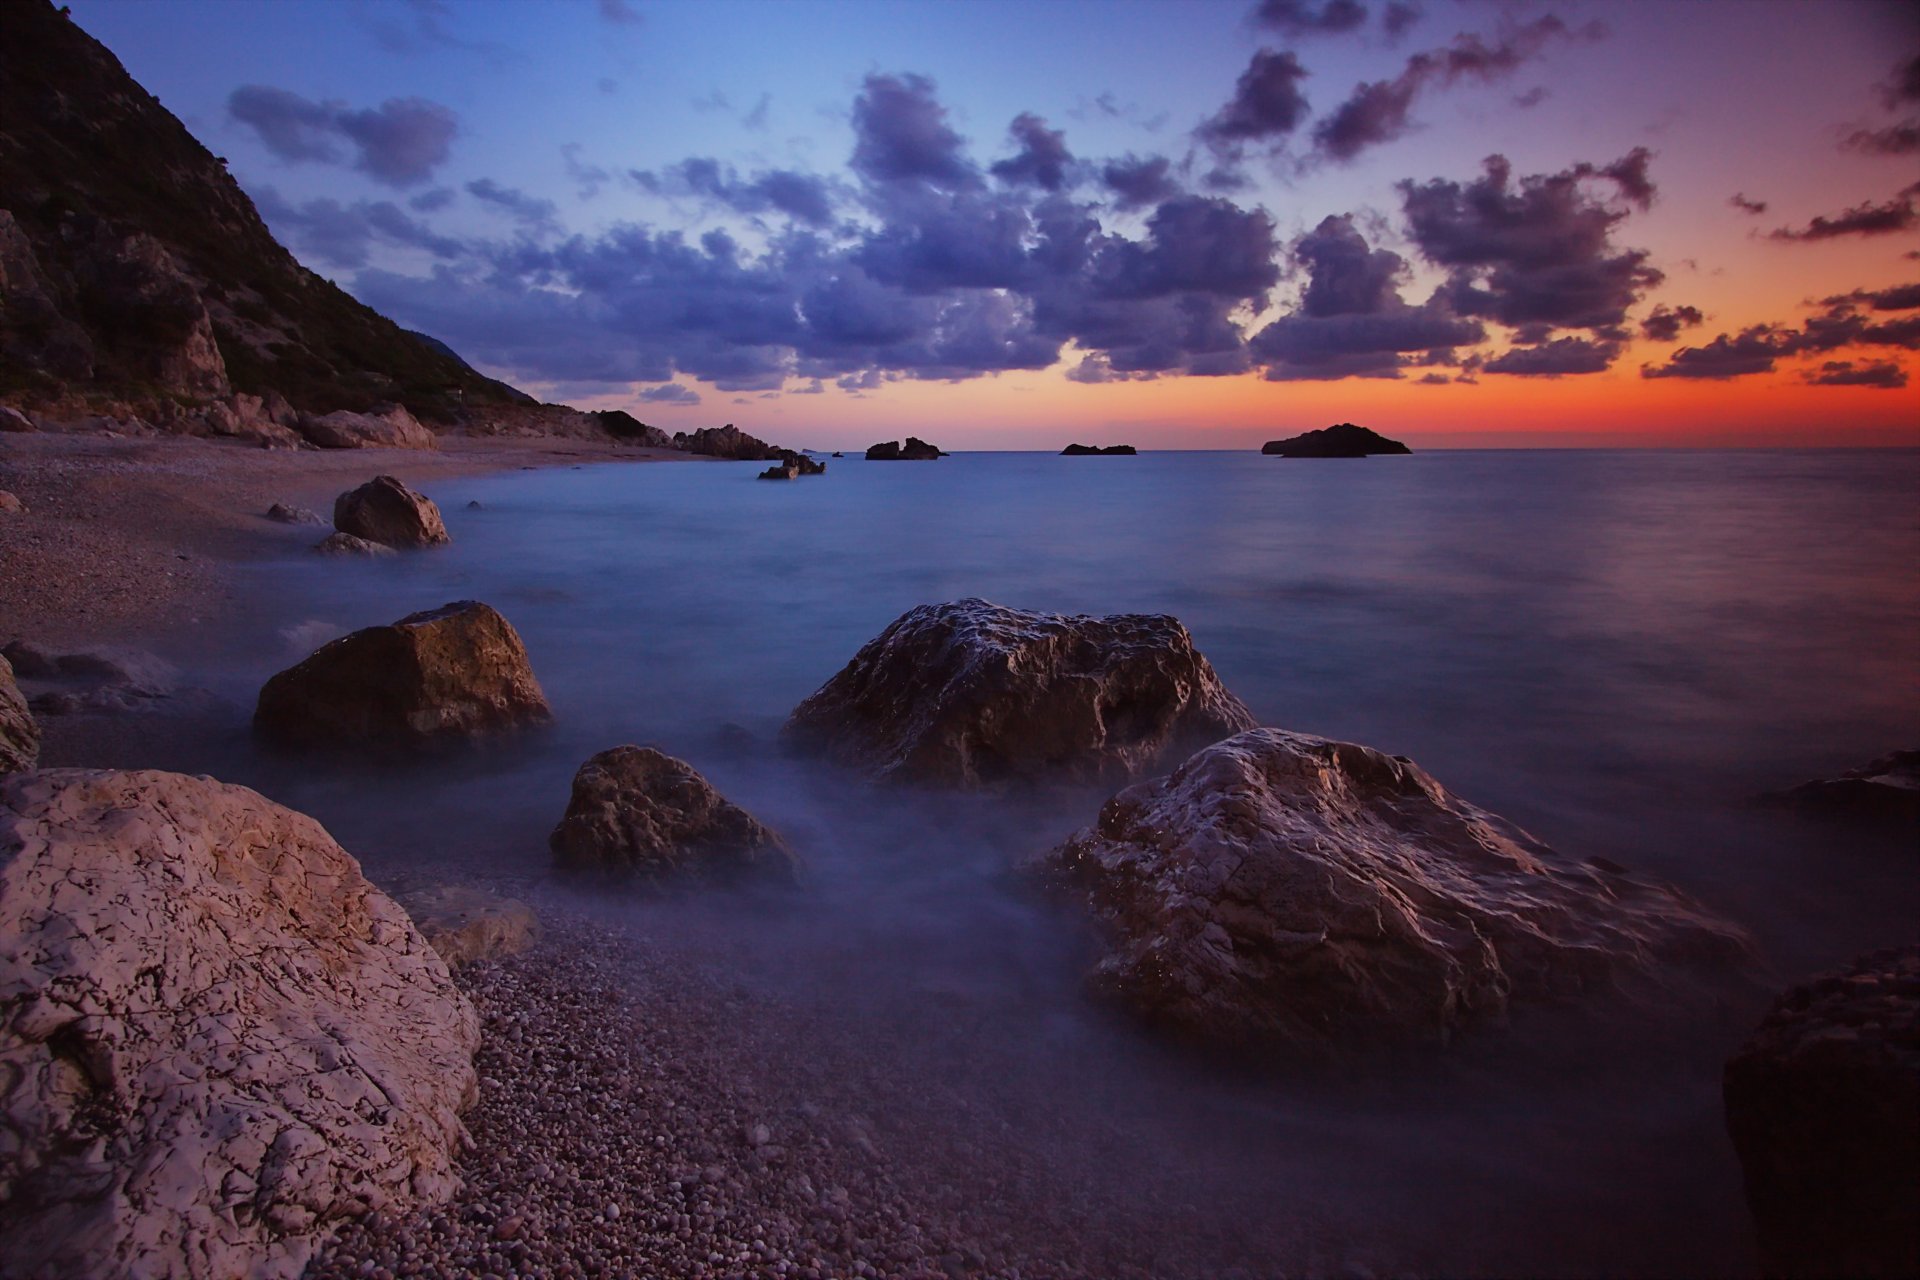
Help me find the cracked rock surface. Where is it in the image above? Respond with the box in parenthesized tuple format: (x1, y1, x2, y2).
(0, 769, 480, 1279)
(0, 656, 36, 774)
(1033, 728, 1751, 1050)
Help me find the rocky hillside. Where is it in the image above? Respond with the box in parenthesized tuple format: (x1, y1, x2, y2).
(0, 0, 527, 422)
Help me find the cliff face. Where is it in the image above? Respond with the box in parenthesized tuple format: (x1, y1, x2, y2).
(0, 0, 525, 420)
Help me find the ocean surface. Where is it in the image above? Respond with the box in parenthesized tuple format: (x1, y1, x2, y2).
(171, 447, 1918, 1275)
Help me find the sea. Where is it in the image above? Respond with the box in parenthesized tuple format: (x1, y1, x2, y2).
(149, 447, 1920, 1275)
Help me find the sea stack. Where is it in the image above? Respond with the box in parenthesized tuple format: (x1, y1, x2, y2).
(1261, 423, 1410, 457)
(1060, 443, 1137, 455)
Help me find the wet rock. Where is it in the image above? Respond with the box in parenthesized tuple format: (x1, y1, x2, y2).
(314, 531, 395, 557)
(0, 491, 22, 514)
(1060, 443, 1136, 455)
(865, 437, 945, 460)
(398, 885, 540, 968)
(758, 452, 827, 479)
(551, 745, 800, 885)
(333, 474, 450, 549)
(300, 403, 437, 450)
(1031, 727, 1750, 1049)
(672, 423, 786, 460)
(782, 598, 1255, 787)
(1724, 946, 1919, 1280)
(254, 600, 552, 749)
(1261, 423, 1410, 457)
(268, 501, 326, 525)
(0, 655, 36, 774)
(1766, 749, 1920, 824)
(0, 769, 479, 1280)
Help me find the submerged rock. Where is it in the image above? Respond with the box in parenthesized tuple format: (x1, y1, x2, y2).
(1724, 946, 1919, 1280)
(1261, 423, 1410, 457)
(551, 745, 799, 885)
(314, 530, 395, 557)
(1031, 728, 1750, 1049)
(0, 655, 37, 773)
(865, 436, 945, 460)
(299, 403, 436, 450)
(1060, 443, 1137, 455)
(333, 474, 450, 549)
(398, 885, 540, 968)
(0, 768, 479, 1280)
(254, 600, 551, 748)
(1766, 749, 1920, 824)
(782, 598, 1255, 787)
(2, 641, 179, 715)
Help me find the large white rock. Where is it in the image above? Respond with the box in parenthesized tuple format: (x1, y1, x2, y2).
(0, 770, 480, 1279)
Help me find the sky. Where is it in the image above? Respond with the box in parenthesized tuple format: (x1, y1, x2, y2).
(67, 0, 1920, 449)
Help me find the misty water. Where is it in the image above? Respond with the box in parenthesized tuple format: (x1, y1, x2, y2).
(154, 448, 1917, 1275)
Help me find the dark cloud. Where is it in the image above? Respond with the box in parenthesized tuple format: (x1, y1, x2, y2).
(253, 185, 465, 270)
(1842, 123, 1920, 156)
(1416, 371, 1449, 384)
(1484, 335, 1618, 376)
(1886, 51, 1920, 109)
(636, 383, 701, 404)
(850, 73, 978, 188)
(1729, 192, 1767, 215)
(990, 114, 1073, 191)
(1400, 151, 1661, 342)
(465, 179, 557, 227)
(1640, 326, 1783, 380)
(1513, 86, 1548, 109)
(631, 158, 837, 226)
(228, 86, 456, 186)
(1807, 359, 1909, 388)
(1252, 0, 1367, 37)
(1768, 194, 1918, 241)
(1382, 2, 1421, 38)
(1640, 303, 1703, 342)
(409, 187, 456, 212)
(1825, 282, 1920, 311)
(1198, 50, 1311, 151)
(1100, 155, 1181, 211)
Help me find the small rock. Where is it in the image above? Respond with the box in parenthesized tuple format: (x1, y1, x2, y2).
(333, 475, 450, 549)
(268, 501, 326, 525)
(0, 491, 25, 514)
(315, 531, 396, 557)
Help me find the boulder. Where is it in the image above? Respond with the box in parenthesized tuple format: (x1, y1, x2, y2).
(1724, 946, 1919, 1280)
(332, 475, 450, 549)
(1766, 749, 1920, 824)
(314, 531, 395, 557)
(782, 598, 1255, 787)
(757, 452, 826, 480)
(0, 491, 23, 514)
(0, 769, 479, 1279)
(1031, 728, 1750, 1049)
(1060, 443, 1137, 455)
(551, 745, 799, 885)
(1261, 423, 1410, 457)
(865, 436, 945, 460)
(0, 656, 36, 774)
(300, 404, 437, 451)
(254, 601, 551, 749)
(267, 502, 326, 525)
(2, 641, 179, 716)
(0, 407, 34, 433)
(672, 423, 786, 460)
(396, 885, 539, 968)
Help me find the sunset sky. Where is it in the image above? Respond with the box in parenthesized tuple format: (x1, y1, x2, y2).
(68, 0, 1920, 448)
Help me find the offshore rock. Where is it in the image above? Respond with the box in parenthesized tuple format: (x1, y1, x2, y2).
(673, 423, 785, 460)
(551, 745, 799, 885)
(1261, 423, 1410, 457)
(1033, 728, 1750, 1049)
(0, 656, 37, 774)
(1766, 749, 1920, 824)
(783, 598, 1255, 787)
(332, 474, 449, 549)
(865, 436, 945, 460)
(1724, 946, 1920, 1280)
(1060, 443, 1137, 455)
(0, 769, 479, 1280)
(254, 601, 551, 749)
(757, 452, 826, 479)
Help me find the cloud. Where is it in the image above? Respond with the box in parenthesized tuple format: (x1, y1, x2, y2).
(990, 113, 1073, 191)
(1640, 326, 1784, 379)
(253, 185, 466, 270)
(562, 144, 612, 199)
(1100, 154, 1181, 210)
(228, 85, 457, 186)
(632, 158, 838, 226)
(1252, 0, 1367, 37)
(1382, 2, 1421, 38)
(1825, 282, 1920, 311)
(1806, 359, 1909, 388)
(1768, 193, 1918, 241)
(850, 73, 978, 188)
(1640, 303, 1703, 342)
(1729, 192, 1768, 215)
(1484, 335, 1619, 375)
(1198, 50, 1311, 152)
(598, 0, 642, 23)
(1843, 123, 1920, 156)
(636, 383, 701, 404)
(465, 178, 558, 227)
(1885, 51, 1920, 109)
(1400, 150, 1661, 344)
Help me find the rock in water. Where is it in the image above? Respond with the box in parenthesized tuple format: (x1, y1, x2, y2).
(314, 531, 395, 557)
(1060, 443, 1137, 455)
(1724, 946, 1920, 1280)
(1031, 728, 1749, 1049)
(0, 655, 38, 773)
(551, 745, 799, 885)
(1767, 749, 1920, 824)
(1261, 423, 1410, 457)
(332, 474, 450, 549)
(0, 769, 480, 1279)
(254, 601, 551, 748)
(782, 598, 1255, 786)
(865, 437, 944, 460)
(397, 885, 540, 968)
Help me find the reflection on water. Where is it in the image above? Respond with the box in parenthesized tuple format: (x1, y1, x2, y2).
(167, 449, 1916, 1275)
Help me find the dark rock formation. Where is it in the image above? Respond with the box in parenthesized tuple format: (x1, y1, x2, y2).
(0, 768, 479, 1279)
(315, 531, 394, 557)
(1060, 443, 1137, 455)
(333, 475, 450, 549)
(299, 403, 437, 451)
(254, 601, 551, 749)
(1261, 423, 1411, 457)
(0, 655, 37, 773)
(865, 437, 945, 460)
(591, 409, 672, 447)
(1724, 946, 1919, 1280)
(673, 423, 787, 461)
(550, 745, 799, 885)
(2, 641, 179, 715)
(1766, 750, 1920, 824)
(1032, 728, 1750, 1049)
(782, 598, 1255, 787)
(757, 452, 827, 480)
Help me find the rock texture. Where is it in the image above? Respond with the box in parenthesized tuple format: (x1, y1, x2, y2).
(1060, 444, 1136, 456)
(551, 746, 799, 885)
(0, 769, 480, 1279)
(314, 531, 395, 557)
(757, 452, 826, 480)
(783, 599, 1255, 787)
(0, 491, 22, 514)
(300, 404, 437, 451)
(672, 424, 786, 461)
(0, 656, 37, 774)
(254, 601, 551, 749)
(1768, 749, 1920, 823)
(1032, 728, 1749, 1049)
(397, 886, 540, 969)
(266, 502, 325, 525)
(865, 437, 945, 460)
(1261, 423, 1410, 457)
(332, 475, 450, 549)
(2, 641, 179, 716)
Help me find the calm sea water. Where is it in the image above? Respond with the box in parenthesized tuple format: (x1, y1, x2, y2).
(175, 448, 1917, 1275)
